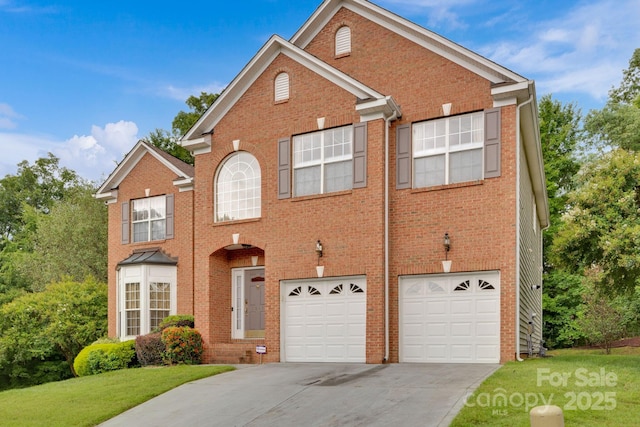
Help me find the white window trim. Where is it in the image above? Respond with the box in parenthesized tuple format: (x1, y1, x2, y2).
(412, 112, 484, 187)
(132, 195, 166, 243)
(214, 152, 262, 223)
(231, 267, 264, 339)
(117, 264, 177, 340)
(293, 125, 353, 196)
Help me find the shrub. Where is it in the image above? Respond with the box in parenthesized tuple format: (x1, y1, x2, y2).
(161, 327, 203, 365)
(74, 341, 137, 376)
(157, 315, 195, 331)
(135, 333, 165, 366)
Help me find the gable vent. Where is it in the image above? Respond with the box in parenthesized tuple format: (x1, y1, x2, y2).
(335, 26, 351, 56)
(274, 72, 289, 102)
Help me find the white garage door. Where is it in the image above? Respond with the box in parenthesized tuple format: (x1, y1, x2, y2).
(400, 272, 500, 363)
(282, 277, 366, 362)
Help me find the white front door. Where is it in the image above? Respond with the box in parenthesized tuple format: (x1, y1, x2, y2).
(400, 272, 500, 363)
(281, 276, 366, 362)
(232, 267, 265, 339)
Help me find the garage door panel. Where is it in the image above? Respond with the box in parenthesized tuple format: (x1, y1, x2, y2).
(400, 272, 500, 363)
(283, 277, 366, 362)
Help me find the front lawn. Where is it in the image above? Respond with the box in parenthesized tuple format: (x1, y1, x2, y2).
(0, 365, 235, 427)
(451, 347, 640, 426)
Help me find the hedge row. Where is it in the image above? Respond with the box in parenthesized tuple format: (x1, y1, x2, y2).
(73, 315, 203, 376)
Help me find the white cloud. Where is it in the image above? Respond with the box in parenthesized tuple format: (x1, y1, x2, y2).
(0, 120, 139, 183)
(0, 103, 23, 129)
(480, 0, 640, 104)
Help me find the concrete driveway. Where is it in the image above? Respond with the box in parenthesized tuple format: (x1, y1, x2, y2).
(99, 363, 498, 427)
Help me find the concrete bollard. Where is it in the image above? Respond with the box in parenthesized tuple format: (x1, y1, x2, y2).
(530, 405, 564, 427)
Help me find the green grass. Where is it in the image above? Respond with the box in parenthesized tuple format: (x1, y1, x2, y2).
(451, 347, 640, 426)
(0, 365, 235, 427)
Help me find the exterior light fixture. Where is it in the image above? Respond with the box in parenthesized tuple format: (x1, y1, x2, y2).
(315, 240, 324, 277)
(442, 233, 452, 273)
(443, 233, 451, 258)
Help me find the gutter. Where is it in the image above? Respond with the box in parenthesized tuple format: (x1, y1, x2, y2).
(383, 110, 398, 363)
(515, 92, 534, 362)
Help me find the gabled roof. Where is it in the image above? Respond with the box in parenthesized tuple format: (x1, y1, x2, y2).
(292, 0, 525, 85)
(95, 140, 194, 204)
(180, 34, 400, 153)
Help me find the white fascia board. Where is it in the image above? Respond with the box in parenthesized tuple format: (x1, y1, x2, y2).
(174, 177, 194, 192)
(94, 190, 118, 205)
(356, 96, 401, 121)
(181, 35, 384, 145)
(292, 0, 524, 85)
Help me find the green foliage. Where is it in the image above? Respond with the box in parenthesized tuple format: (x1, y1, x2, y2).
(577, 282, 626, 354)
(157, 314, 195, 331)
(144, 128, 194, 165)
(552, 149, 640, 294)
(135, 333, 165, 366)
(161, 327, 203, 365)
(145, 91, 219, 166)
(13, 185, 107, 291)
(542, 270, 586, 348)
(172, 92, 218, 136)
(0, 278, 107, 387)
(74, 341, 137, 377)
(608, 48, 640, 105)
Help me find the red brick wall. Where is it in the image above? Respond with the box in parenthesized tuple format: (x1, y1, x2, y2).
(106, 152, 194, 337)
(109, 7, 522, 364)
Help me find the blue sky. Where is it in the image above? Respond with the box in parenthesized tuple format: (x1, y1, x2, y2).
(1, 0, 638, 183)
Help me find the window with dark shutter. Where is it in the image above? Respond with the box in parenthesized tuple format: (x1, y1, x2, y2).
(352, 122, 367, 188)
(484, 107, 501, 178)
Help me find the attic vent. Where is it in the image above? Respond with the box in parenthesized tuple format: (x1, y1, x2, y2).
(335, 26, 351, 56)
(274, 72, 289, 102)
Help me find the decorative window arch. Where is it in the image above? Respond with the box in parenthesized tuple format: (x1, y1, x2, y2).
(274, 72, 289, 102)
(215, 152, 261, 222)
(335, 26, 351, 56)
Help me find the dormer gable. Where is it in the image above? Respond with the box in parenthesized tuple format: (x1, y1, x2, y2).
(95, 140, 194, 204)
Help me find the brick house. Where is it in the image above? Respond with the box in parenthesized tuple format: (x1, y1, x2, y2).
(96, 0, 548, 364)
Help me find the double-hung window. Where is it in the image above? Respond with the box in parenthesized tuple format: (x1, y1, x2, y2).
(413, 112, 484, 187)
(293, 126, 353, 196)
(119, 263, 176, 338)
(132, 196, 166, 242)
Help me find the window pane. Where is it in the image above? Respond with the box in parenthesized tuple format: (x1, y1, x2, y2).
(414, 155, 445, 187)
(450, 149, 482, 183)
(125, 282, 140, 336)
(149, 282, 170, 331)
(149, 197, 165, 219)
(294, 165, 321, 196)
(133, 222, 148, 243)
(215, 152, 261, 222)
(132, 199, 149, 221)
(325, 160, 353, 193)
(151, 219, 166, 240)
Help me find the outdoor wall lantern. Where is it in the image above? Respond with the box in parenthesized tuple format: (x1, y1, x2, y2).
(315, 240, 324, 278)
(443, 233, 451, 257)
(442, 233, 452, 273)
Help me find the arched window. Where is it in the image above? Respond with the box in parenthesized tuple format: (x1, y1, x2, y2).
(274, 72, 289, 102)
(335, 26, 351, 56)
(215, 152, 261, 222)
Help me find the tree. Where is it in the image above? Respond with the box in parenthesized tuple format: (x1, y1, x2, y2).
(584, 48, 640, 152)
(144, 92, 219, 166)
(0, 155, 83, 291)
(0, 278, 107, 387)
(14, 185, 107, 291)
(552, 148, 640, 295)
(537, 95, 584, 348)
(577, 280, 626, 354)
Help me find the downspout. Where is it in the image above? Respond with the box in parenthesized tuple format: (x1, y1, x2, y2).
(515, 92, 534, 362)
(383, 111, 397, 363)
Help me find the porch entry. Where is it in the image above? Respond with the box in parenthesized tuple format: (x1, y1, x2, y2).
(232, 267, 265, 339)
